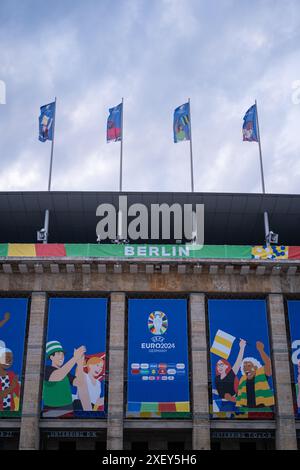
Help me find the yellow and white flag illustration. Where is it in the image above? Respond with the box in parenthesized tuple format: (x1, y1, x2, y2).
(210, 329, 235, 359)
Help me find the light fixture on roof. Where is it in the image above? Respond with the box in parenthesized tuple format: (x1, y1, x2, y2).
(264, 212, 279, 246)
(37, 209, 49, 244)
(37, 227, 47, 242)
(266, 231, 279, 245)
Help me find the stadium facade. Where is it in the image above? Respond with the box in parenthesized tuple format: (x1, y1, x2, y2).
(0, 191, 300, 451)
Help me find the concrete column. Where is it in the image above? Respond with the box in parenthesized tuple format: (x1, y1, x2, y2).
(107, 292, 125, 450)
(19, 292, 47, 450)
(190, 293, 210, 450)
(268, 294, 297, 450)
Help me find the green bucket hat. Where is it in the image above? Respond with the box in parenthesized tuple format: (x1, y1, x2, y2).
(46, 340, 64, 357)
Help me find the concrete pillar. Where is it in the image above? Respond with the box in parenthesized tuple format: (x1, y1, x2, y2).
(190, 293, 210, 450)
(268, 294, 297, 450)
(19, 292, 47, 450)
(107, 292, 125, 450)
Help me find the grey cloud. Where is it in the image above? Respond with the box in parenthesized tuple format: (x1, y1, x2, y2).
(0, 0, 300, 194)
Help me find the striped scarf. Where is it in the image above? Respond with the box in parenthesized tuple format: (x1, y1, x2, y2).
(236, 367, 275, 408)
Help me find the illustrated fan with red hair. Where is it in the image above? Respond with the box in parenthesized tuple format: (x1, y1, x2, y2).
(83, 353, 106, 381)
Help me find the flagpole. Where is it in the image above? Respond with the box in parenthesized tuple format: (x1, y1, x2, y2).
(255, 100, 265, 194)
(255, 99, 270, 244)
(188, 98, 194, 192)
(44, 97, 56, 244)
(48, 97, 56, 192)
(119, 97, 124, 192)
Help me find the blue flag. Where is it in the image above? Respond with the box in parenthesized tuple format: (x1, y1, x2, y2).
(173, 102, 190, 143)
(107, 103, 122, 142)
(39, 102, 55, 142)
(243, 104, 258, 142)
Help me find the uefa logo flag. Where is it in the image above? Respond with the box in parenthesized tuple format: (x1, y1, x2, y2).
(39, 102, 55, 142)
(242, 104, 258, 142)
(107, 102, 122, 142)
(173, 102, 190, 143)
(210, 329, 236, 359)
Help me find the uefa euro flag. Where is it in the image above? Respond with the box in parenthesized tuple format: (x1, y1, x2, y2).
(173, 102, 190, 143)
(243, 104, 258, 142)
(107, 102, 122, 142)
(39, 102, 55, 142)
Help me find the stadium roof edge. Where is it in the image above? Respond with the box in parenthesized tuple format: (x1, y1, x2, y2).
(0, 191, 299, 245)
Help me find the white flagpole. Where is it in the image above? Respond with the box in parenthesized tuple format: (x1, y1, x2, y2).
(43, 97, 56, 244)
(255, 99, 270, 244)
(48, 97, 57, 192)
(188, 98, 194, 192)
(255, 99, 266, 194)
(119, 97, 124, 192)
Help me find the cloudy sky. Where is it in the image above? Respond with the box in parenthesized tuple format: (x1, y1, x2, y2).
(0, 0, 300, 194)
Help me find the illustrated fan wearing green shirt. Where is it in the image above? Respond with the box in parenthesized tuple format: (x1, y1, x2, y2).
(42, 340, 86, 417)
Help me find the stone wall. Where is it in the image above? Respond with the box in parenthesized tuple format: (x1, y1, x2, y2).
(0, 259, 298, 450)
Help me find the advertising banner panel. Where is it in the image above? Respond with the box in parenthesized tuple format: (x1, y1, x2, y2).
(287, 301, 300, 418)
(208, 299, 275, 419)
(127, 298, 190, 418)
(42, 298, 107, 418)
(0, 298, 28, 417)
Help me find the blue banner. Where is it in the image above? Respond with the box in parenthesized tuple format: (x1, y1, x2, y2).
(0, 298, 28, 417)
(287, 301, 300, 418)
(173, 102, 190, 143)
(127, 298, 190, 418)
(208, 299, 275, 419)
(107, 102, 122, 142)
(39, 101, 55, 142)
(242, 104, 258, 142)
(42, 298, 107, 419)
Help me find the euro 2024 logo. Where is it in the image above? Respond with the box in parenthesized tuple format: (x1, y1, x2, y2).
(148, 311, 168, 343)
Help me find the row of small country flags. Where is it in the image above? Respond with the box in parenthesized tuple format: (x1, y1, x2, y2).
(39, 100, 259, 144)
